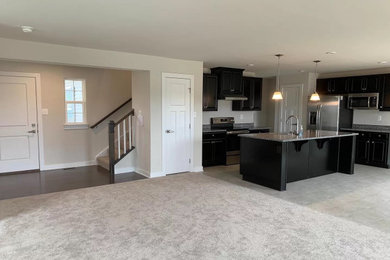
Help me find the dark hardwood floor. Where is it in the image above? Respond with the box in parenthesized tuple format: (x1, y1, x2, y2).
(0, 166, 146, 200)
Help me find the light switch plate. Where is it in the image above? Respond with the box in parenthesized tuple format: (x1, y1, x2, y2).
(42, 108, 49, 115)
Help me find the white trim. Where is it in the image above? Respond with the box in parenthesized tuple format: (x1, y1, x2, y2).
(135, 168, 150, 178)
(161, 73, 195, 176)
(191, 166, 204, 172)
(149, 171, 166, 178)
(0, 71, 45, 172)
(114, 166, 135, 174)
(64, 124, 89, 130)
(40, 160, 96, 171)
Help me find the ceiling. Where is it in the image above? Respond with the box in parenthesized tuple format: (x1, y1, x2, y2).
(1, 0, 390, 76)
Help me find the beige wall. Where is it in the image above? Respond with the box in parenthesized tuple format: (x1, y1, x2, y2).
(255, 77, 276, 129)
(0, 60, 132, 167)
(0, 37, 203, 177)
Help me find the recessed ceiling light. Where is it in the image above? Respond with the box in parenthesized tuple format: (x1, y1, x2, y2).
(326, 51, 336, 55)
(299, 70, 305, 73)
(247, 64, 255, 67)
(21, 25, 33, 33)
(378, 61, 388, 64)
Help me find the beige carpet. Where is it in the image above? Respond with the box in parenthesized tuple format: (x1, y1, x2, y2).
(1, 172, 390, 259)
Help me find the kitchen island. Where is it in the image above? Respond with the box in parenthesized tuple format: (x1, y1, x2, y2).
(240, 130, 358, 191)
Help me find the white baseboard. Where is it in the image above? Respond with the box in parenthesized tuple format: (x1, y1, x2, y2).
(149, 171, 166, 178)
(192, 166, 204, 172)
(41, 160, 96, 171)
(115, 166, 135, 174)
(135, 168, 150, 178)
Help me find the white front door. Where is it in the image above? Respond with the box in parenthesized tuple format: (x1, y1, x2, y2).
(162, 74, 192, 175)
(0, 75, 39, 173)
(277, 84, 303, 133)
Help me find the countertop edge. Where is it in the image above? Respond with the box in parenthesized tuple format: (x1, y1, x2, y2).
(240, 132, 358, 142)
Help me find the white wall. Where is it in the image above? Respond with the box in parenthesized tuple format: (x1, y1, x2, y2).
(202, 100, 256, 124)
(320, 67, 390, 126)
(0, 60, 132, 168)
(254, 77, 276, 129)
(0, 37, 203, 177)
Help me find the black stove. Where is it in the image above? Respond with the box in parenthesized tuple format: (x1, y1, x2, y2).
(210, 117, 250, 165)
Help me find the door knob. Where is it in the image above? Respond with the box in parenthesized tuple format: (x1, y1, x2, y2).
(27, 130, 36, 134)
(166, 130, 174, 133)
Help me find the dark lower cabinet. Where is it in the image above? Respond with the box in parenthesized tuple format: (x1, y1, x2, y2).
(232, 77, 262, 111)
(354, 132, 389, 168)
(202, 132, 226, 166)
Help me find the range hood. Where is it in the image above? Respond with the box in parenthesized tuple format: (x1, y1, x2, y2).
(224, 96, 248, 101)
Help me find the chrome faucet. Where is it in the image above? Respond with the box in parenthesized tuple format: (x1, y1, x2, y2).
(286, 115, 300, 135)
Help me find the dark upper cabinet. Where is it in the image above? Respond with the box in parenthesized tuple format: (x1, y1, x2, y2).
(379, 75, 390, 111)
(203, 74, 218, 111)
(317, 78, 349, 94)
(232, 77, 262, 111)
(349, 75, 382, 93)
(210, 67, 244, 99)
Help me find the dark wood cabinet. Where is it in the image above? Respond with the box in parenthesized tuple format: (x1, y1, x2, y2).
(379, 75, 390, 111)
(203, 74, 218, 111)
(210, 67, 244, 99)
(232, 77, 262, 111)
(202, 132, 226, 166)
(353, 131, 389, 168)
(317, 74, 385, 95)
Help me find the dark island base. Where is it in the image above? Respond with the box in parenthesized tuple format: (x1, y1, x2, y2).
(240, 136, 356, 191)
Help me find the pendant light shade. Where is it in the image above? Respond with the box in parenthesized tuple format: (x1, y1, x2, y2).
(272, 54, 283, 100)
(272, 91, 283, 100)
(310, 60, 321, 101)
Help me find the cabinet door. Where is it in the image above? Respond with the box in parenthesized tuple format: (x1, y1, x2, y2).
(366, 75, 381, 93)
(203, 74, 218, 111)
(202, 141, 214, 166)
(316, 79, 330, 94)
(219, 71, 233, 97)
(213, 140, 226, 165)
(231, 71, 243, 94)
(379, 75, 390, 111)
(333, 78, 349, 94)
(241, 78, 251, 110)
(370, 139, 388, 165)
(252, 78, 262, 110)
(355, 137, 371, 163)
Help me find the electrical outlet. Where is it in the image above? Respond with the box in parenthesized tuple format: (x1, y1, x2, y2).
(378, 115, 382, 121)
(240, 114, 244, 120)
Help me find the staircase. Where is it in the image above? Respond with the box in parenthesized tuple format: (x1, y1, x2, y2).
(96, 109, 135, 183)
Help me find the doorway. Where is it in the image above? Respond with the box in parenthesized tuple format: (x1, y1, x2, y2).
(162, 73, 194, 175)
(275, 84, 304, 133)
(0, 73, 41, 173)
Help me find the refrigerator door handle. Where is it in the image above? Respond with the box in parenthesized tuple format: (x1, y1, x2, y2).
(317, 104, 322, 130)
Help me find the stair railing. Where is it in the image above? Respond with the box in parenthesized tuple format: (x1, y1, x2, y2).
(108, 109, 135, 183)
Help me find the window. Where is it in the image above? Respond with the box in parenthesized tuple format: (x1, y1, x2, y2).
(64, 79, 87, 126)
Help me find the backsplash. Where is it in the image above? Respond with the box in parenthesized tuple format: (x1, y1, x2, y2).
(353, 110, 390, 126)
(202, 100, 255, 124)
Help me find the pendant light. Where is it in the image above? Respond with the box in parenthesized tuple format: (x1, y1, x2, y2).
(310, 60, 321, 101)
(272, 54, 283, 100)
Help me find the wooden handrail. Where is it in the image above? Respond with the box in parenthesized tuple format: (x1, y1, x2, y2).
(114, 109, 135, 126)
(90, 98, 132, 129)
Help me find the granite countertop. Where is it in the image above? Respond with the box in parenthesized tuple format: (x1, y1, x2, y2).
(240, 130, 358, 142)
(203, 124, 271, 133)
(340, 124, 390, 134)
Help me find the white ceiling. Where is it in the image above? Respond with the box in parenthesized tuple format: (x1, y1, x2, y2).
(1, 0, 390, 76)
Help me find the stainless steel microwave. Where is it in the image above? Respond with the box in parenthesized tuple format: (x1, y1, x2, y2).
(348, 93, 379, 110)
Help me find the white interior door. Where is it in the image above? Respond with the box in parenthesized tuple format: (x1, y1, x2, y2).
(277, 84, 303, 133)
(0, 76, 39, 173)
(163, 75, 191, 175)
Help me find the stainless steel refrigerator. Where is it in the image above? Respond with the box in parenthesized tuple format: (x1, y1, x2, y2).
(307, 96, 353, 131)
